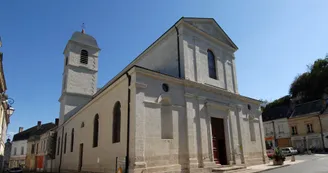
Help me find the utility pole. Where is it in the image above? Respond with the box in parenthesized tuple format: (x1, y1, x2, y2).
(272, 121, 277, 148)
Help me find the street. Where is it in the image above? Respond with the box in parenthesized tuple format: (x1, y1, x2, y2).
(264, 154, 328, 173)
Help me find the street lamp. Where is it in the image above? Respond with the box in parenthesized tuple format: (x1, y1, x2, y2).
(7, 107, 14, 116)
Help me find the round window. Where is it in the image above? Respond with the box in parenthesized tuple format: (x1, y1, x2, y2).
(162, 83, 169, 92)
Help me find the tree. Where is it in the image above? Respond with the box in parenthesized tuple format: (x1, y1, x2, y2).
(289, 57, 328, 103)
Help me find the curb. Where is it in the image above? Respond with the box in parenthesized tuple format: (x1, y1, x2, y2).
(250, 164, 291, 173)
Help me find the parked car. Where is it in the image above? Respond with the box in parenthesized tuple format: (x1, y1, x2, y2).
(8, 167, 22, 173)
(281, 147, 298, 156)
(267, 149, 274, 158)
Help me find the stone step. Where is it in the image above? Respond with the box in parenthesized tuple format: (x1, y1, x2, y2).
(212, 165, 246, 173)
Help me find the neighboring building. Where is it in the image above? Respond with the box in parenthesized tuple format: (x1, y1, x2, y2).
(4, 139, 11, 171)
(0, 47, 15, 172)
(25, 121, 56, 172)
(289, 100, 326, 153)
(263, 106, 292, 148)
(54, 17, 267, 173)
(9, 127, 26, 168)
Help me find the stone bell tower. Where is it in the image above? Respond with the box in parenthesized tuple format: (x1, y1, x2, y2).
(59, 29, 100, 125)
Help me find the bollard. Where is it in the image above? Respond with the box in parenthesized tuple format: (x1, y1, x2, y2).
(291, 155, 295, 162)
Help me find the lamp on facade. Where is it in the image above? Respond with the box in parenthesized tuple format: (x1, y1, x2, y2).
(7, 106, 14, 116)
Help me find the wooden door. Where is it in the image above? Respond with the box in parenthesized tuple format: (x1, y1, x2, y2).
(78, 143, 83, 172)
(211, 118, 227, 165)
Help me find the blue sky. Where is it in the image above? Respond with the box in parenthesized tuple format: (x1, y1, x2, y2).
(1, 0, 328, 138)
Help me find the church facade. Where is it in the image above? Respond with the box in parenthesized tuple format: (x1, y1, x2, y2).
(55, 17, 266, 173)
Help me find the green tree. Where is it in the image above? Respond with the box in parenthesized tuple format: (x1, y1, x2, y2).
(289, 57, 328, 102)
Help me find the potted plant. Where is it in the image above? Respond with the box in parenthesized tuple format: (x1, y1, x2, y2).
(272, 147, 286, 165)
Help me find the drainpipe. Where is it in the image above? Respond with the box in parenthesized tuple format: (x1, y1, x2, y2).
(125, 72, 131, 173)
(318, 114, 325, 151)
(272, 121, 277, 148)
(58, 127, 64, 173)
(174, 26, 181, 78)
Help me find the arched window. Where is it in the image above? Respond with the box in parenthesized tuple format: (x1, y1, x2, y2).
(207, 50, 217, 79)
(64, 133, 67, 154)
(57, 137, 60, 155)
(71, 128, 74, 152)
(112, 102, 121, 143)
(80, 50, 88, 64)
(93, 114, 99, 147)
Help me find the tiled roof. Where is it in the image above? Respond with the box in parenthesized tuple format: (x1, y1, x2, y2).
(290, 99, 325, 118)
(13, 123, 56, 141)
(262, 106, 291, 121)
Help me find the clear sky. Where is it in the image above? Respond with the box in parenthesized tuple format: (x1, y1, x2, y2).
(1, 0, 328, 138)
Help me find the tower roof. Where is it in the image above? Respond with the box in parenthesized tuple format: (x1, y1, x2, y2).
(70, 31, 99, 49)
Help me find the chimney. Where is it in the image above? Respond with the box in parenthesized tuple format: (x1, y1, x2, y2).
(37, 121, 42, 129)
(18, 127, 23, 133)
(55, 118, 59, 126)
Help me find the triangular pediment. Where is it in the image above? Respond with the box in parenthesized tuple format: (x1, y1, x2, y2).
(183, 18, 238, 50)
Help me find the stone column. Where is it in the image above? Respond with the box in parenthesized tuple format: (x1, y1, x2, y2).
(235, 105, 245, 164)
(197, 97, 216, 168)
(227, 110, 235, 165)
(129, 81, 147, 172)
(185, 94, 198, 168)
(257, 110, 267, 164)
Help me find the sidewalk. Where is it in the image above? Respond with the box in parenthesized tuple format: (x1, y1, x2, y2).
(244, 159, 305, 173)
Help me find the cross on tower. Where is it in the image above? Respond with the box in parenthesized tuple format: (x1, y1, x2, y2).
(81, 23, 86, 33)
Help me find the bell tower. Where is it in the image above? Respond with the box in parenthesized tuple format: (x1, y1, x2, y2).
(59, 29, 100, 125)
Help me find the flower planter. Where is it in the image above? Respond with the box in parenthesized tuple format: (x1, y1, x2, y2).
(273, 159, 284, 165)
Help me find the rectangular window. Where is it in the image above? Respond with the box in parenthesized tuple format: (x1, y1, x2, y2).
(31, 144, 35, 154)
(36, 143, 39, 154)
(307, 124, 313, 133)
(14, 147, 17, 156)
(291, 126, 298, 135)
(278, 124, 284, 134)
(161, 105, 173, 139)
(20, 146, 24, 155)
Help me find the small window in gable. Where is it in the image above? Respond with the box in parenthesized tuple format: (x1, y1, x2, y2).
(80, 50, 88, 64)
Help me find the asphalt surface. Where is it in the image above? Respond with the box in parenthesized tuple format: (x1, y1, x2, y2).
(264, 154, 328, 173)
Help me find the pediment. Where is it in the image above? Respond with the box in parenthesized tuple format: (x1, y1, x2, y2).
(183, 18, 238, 50)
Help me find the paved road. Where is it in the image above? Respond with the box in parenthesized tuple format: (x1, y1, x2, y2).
(264, 154, 328, 173)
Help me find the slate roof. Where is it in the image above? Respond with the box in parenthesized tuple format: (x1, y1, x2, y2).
(262, 106, 291, 122)
(290, 99, 325, 118)
(12, 123, 56, 141)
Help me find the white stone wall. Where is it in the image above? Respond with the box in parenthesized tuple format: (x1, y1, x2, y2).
(55, 74, 129, 173)
(130, 69, 265, 172)
(273, 118, 290, 139)
(59, 36, 100, 125)
(263, 122, 274, 138)
(137, 29, 180, 78)
(10, 140, 27, 158)
(181, 24, 238, 93)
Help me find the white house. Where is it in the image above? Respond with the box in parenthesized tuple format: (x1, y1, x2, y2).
(54, 17, 267, 173)
(9, 127, 27, 168)
(263, 106, 291, 149)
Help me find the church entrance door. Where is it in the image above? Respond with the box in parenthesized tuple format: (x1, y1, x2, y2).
(211, 117, 227, 165)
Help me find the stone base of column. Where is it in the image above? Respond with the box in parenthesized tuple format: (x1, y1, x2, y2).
(189, 158, 199, 169)
(202, 160, 216, 168)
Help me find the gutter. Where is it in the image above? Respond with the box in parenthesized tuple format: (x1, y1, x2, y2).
(58, 127, 64, 173)
(318, 114, 326, 150)
(174, 26, 181, 78)
(125, 72, 131, 173)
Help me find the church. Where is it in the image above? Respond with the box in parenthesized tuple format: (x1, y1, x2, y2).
(54, 17, 267, 173)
